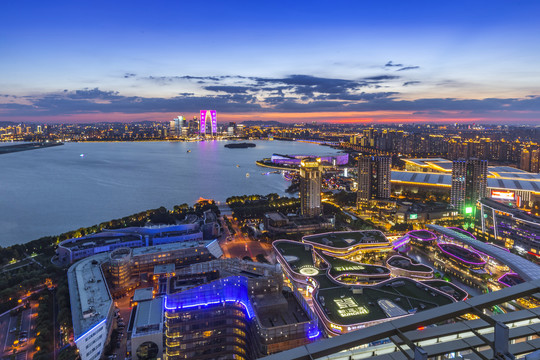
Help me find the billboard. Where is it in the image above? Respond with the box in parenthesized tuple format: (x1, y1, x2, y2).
(491, 190, 515, 200)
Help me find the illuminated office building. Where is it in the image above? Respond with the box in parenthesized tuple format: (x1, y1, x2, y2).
(357, 155, 391, 207)
(451, 158, 488, 214)
(299, 159, 322, 217)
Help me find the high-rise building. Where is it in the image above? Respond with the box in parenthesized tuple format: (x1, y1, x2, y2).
(200, 110, 217, 135)
(451, 158, 488, 214)
(357, 156, 391, 207)
(520, 148, 531, 171)
(299, 159, 322, 217)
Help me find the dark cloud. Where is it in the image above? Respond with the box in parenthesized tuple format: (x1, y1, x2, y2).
(385, 61, 403, 67)
(123, 73, 137, 78)
(403, 81, 421, 86)
(397, 66, 420, 71)
(364, 75, 400, 81)
(204, 86, 251, 94)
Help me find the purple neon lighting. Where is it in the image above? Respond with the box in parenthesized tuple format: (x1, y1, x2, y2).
(392, 235, 410, 249)
(210, 110, 217, 134)
(437, 243, 486, 265)
(164, 276, 255, 319)
(408, 230, 437, 242)
(497, 272, 524, 287)
(200, 110, 207, 134)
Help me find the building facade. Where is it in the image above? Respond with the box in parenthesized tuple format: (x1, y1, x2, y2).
(451, 158, 488, 214)
(299, 159, 322, 217)
(357, 155, 391, 207)
(475, 198, 540, 256)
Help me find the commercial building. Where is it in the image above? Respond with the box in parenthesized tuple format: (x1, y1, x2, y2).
(56, 224, 203, 264)
(300, 159, 323, 217)
(263, 212, 335, 235)
(392, 166, 540, 207)
(270, 153, 349, 166)
(301, 230, 392, 258)
(273, 239, 461, 337)
(451, 158, 488, 214)
(357, 155, 391, 207)
(129, 297, 165, 360)
(69, 239, 222, 360)
(164, 259, 319, 359)
(394, 201, 457, 224)
(475, 198, 540, 256)
(261, 279, 540, 360)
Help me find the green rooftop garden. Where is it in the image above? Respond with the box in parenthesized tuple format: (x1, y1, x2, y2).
(303, 230, 389, 248)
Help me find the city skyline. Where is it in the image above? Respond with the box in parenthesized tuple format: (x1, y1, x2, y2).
(1, 0, 540, 124)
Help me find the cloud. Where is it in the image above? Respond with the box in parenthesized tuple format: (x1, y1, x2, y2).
(403, 81, 421, 86)
(397, 66, 420, 71)
(204, 86, 251, 94)
(123, 73, 137, 78)
(385, 61, 403, 67)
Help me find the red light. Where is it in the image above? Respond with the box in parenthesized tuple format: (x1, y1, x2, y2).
(417, 326, 425, 331)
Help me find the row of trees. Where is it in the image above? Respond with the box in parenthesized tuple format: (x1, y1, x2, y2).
(227, 194, 300, 220)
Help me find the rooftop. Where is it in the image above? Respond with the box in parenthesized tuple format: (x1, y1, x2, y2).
(319, 252, 391, 278)
(132, 297, 164, 338)
(68, 253, 112, 339)
(154, 263, 175, 275)
(303, 230, 389, 249)
(387, 255, 433, 273)
(392, 169, 540, 192)
(438, 243, 486, 265)
(133, 287, 154, 303)
(316, 277, 455, 326)
(408, 230, 437, 241)
(131, 239, 214, 257)
(274, 241, 317, 275)
(428, 225, 540, 281)
(254, 292, 311, 327)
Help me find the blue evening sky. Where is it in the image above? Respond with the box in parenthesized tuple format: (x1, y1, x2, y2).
(1, 0, 540, 123)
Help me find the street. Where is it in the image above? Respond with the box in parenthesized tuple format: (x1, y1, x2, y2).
(218, 216, 273, 261)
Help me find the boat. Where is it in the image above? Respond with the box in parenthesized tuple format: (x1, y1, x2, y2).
(246, 173, 250, 177)
(187, 150, 192, 153)
(236, 164, 240, 168)
(225, 142, 256, 149)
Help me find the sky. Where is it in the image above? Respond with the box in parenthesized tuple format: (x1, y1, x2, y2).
(1, 0, 540, 124)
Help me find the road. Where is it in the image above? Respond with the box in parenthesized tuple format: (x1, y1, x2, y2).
(218, 217, 272, 261)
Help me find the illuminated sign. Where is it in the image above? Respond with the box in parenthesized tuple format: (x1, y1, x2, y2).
(491, 190, 515, 200)
(299, 266, 319, 276)
(329, 323, 342, 332)
(334, 297, 369, 317)
(465, 206, 473, 214)
(409, 213, 418, 220)
(334, 265, 365, 272)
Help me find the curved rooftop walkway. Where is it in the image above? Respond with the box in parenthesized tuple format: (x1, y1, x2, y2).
(427, 224, 540, 281)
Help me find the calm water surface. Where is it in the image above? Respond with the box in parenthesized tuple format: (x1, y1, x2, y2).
(0, 140, 339, 246)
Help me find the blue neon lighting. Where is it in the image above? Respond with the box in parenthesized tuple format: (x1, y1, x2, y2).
(75, 318, 106, 343)
(307, 329, 320, 339)
(164, 276, 255, 319)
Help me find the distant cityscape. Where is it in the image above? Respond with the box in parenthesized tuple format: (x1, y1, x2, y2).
(2, 116, 540, 360)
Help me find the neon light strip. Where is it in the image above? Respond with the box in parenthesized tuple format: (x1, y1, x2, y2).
(437, 243, 486, 265)
(408, 230, 438, 242)
(497, 272, 522, 287)
(75, 318, 106, 343)
(307, 330, 320, 339)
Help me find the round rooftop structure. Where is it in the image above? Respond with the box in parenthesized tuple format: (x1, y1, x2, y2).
(437, 243, 486, 269)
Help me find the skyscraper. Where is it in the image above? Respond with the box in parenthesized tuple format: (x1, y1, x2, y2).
(451, 158, 488, 214)
(300, 159, 322, 217)
(357, 155, 391, 207)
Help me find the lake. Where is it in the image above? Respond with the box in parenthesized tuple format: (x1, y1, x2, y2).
(0, 140, 340, 246)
